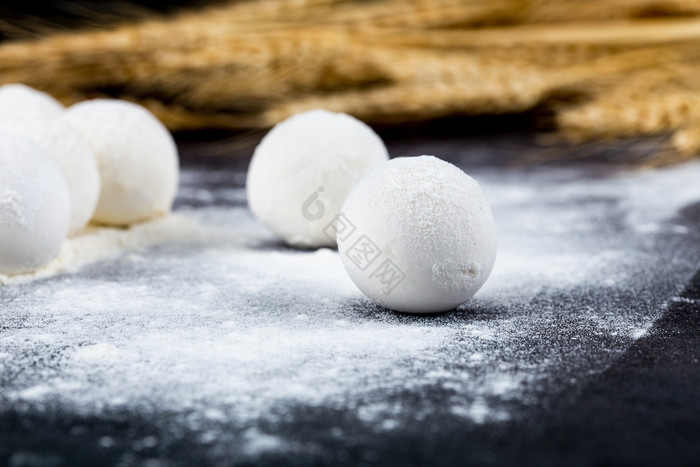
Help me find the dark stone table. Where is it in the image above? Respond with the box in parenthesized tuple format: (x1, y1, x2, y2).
(1, 122, 699, 466)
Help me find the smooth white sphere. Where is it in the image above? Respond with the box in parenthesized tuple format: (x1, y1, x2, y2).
(0, 132, 71, 275)
(338, 156, 497, 313)
(0, 115, 101, 236)
(247, 109, 389, 248)
(63, 99, 179, 226)
(0, 84, 64, 119)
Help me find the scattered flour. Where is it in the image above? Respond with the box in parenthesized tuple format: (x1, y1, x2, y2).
(0, 214, 222, 285)
(1, 159, 700, 462)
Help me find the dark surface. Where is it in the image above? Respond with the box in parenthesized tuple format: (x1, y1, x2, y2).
(2, 280, 699, 467)
(1, 125, 699, 466)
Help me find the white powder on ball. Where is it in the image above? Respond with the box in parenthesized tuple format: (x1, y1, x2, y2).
(0, 83, 64, 118)
(0, 115, 101, 236)
(63, 99, 179, 226)
(246, 109, 389, 248)
(338, 156, 497, 313)
(0, 132, 71, 275)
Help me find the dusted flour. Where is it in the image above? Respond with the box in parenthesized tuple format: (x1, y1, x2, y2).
(338, 156, 497, 313)
(1, 157, 700, 463)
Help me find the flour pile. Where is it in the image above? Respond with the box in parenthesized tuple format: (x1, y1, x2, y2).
(0, 214, 214, 285)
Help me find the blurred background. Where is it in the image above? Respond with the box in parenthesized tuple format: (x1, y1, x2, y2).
(1, 0, 699, 164)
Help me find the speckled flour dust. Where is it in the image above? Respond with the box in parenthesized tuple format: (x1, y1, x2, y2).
(1, 157, 700, 464)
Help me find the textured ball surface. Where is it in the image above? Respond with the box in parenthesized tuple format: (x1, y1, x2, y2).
(338, 156, 497, 313)
(0, 115, 101, 236)
(64, 99, 179, 226)
(0, 132, 71, 275)
(0, 84, 64, 118)
(247, 109, 389, 248)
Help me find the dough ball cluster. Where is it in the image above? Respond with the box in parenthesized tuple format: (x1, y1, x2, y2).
(0, 85, 179, 276)
(2, 85, 496, 313)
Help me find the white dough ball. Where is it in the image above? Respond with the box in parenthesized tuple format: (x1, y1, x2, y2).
(247, 109, 389, 248)
(0, 132, 71, 275)
(63, 99, 179, 226)
(0, 84, 64, 119)
(0, 115, 101, 236)
(338, 156, 497, 313)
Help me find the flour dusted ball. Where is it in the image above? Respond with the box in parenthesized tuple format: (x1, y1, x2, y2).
(0, 84, 64, 119)
(64, 99, 179, 226)
(338, 156, 497, 313)
(0, 132, 71, 275)
(0, 115, 100, 236)
(247, 109, 389, 248)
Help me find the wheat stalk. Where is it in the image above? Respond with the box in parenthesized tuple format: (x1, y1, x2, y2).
(1, 0, 700, 159)
(672, 122, 700, 156)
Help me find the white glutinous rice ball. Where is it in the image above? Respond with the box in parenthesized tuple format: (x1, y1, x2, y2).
(337, 156, 497, 314)
(247, 109, 389, 248)
(0, 132, 71, 275)
(0, 115, 101, 236)
(63, 99, 179, 226)
(0, 84, 64, 119)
